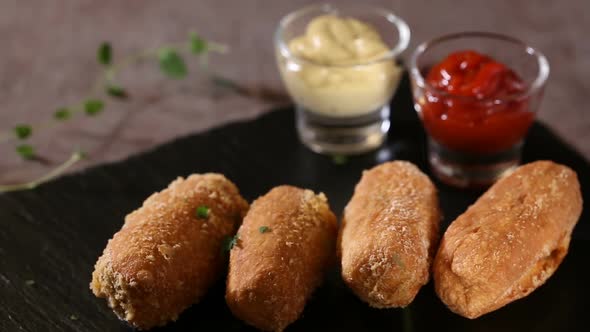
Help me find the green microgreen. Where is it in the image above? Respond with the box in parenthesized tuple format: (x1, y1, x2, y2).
(223, 233, 239, 252)
(84, 99, 104, 116)
(195, 205, 210, 219)
(332, 154, 348, 165)
(98, 42, 112, 66)
(189, 32, 208, 55)
(14, 125, 32, 140)
(16, 144, 35, 160)
(158, 48, 187, 78)
(1, 33, 231, 193)
(54, 108, 71, 120)
(106, 84, 128, 99)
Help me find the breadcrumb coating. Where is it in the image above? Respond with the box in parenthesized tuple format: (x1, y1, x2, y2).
(226, 185, 337, 331)
(434, 161, 583, 318)
(339, 161, 441, 308)
(91, 173, 248, 330)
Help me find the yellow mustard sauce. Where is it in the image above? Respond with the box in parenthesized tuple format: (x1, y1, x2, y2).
(280, 15, 402, 116)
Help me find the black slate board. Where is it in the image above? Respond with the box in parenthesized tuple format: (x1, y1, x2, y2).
(1, 75, 588, 332)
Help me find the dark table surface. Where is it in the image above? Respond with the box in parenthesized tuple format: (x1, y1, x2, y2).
(0, 75, 588, 331)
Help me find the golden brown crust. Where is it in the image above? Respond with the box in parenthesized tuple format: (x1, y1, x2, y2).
(90, 173, 248, 330)
(339, 161, 441, 308)
(225, 185, 338, 331)
(434, 161, 583, 319)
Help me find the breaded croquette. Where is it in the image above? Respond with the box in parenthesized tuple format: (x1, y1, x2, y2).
(226, 185, 338, 331)
(91, 173, 248, 330)
(339, 161, 441, 308)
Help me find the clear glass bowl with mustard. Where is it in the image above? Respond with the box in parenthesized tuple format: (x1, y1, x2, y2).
(275, 4, 410, 155)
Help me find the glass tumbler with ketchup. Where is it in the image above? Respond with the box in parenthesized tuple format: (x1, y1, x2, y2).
(410, 32, 549, 188)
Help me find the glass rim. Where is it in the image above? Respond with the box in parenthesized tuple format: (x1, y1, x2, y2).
(274, 3, 410, 68)
(409, 31, 550, 103)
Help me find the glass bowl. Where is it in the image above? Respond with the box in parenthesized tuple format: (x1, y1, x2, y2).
(275, 3, 410, 155)
(409, 32, 549, 188)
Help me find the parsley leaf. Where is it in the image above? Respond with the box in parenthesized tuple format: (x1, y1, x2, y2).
(259, 226, 270, 234)
(195, 205, 210, 219)
(189, 32, 208, 55)
(84, 99, 104, 116)
(54, 108, 71, 120)
(106, 84, 128, 99)
(16, 144, 35, 160)
(14, 125, 32, 140)
(223, 234, 239, 252)
(158, 48, 187, 79)
(332, 155, 348, 165)
(98, 42, 112, 66)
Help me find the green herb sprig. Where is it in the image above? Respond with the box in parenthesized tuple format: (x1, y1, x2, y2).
(332, 155, 348, 165)
(0, 32, 228, 193)
(223, 233, 239, 252)
(195, 205, 210, 219)
(0, 151, 86, 193)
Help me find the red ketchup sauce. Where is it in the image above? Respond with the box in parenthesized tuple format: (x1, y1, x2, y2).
(420, 50, 533, 154)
